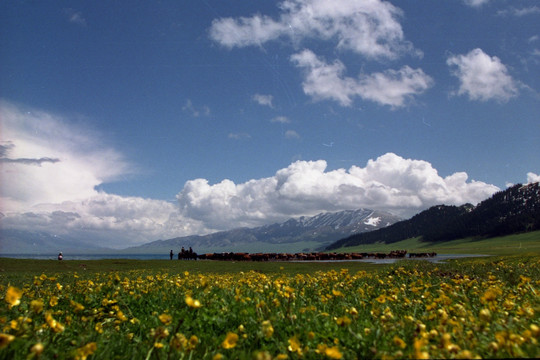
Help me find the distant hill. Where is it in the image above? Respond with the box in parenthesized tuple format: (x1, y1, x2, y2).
(123, 209, 401, 254)
(0, 229, 111, 255)
(326, 182, 540, 250)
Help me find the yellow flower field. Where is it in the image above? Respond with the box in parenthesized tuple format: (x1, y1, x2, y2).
(1, 257, 539, 359)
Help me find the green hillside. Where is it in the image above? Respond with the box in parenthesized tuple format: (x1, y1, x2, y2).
(332, 230, 540, 256)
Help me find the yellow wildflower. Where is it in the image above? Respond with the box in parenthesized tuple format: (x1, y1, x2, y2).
(530, 324, 540, 337)
(253, 350, 272, 360)
(335, 316, 351, 327)
(287, 336, 302, 354)
(30, 299, 44, 313)
(95, 322, 103, 334)
(188, 335, 198, 349)
(116, 310, 128, 322)
(393, 335, 406, 349)
(222, 332, 238, 349)
(5, 286, 22, 308)
(185, 295, 201, 308)
(0, 333, 15, 349)
(480, 286, 502, 303)
(261, 320, 274, 338)
(30, 343, 44, 356)
(479, 308, 491, 322)
(171, 333, 188, 351)
(325, 346, 343, 359)
(153, 326, 170, 339)
(159, 313, 173, 325)
(70, 300, 85, 313)
(213, 354, 224, 360)
(45, 311, 64, 333)
(74, 342, 97, 360)
(49, 296, 59, 307)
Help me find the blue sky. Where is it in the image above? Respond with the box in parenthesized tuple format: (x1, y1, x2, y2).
(1, 0, 539, 249)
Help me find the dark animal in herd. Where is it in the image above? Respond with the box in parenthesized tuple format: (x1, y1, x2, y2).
(187, 249, 436, 261)
(177, 247, 198, 260)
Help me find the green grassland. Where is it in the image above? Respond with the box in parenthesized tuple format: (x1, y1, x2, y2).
(336, 231, 540, 256)
(1, 232, 539, 359)
(1, 254, 539, 359)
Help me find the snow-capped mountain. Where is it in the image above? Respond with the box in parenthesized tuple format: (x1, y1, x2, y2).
(124, 209, 401, 254)
(327, 182, 540, 249)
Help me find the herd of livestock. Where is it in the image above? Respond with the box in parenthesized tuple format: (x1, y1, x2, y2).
(176, 249, 437, 261)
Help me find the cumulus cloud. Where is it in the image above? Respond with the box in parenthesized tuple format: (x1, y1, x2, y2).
(176, 153, 500, 230)
(291, 49, 433, 108)
(1, 193, 206, 248)
(252, 94, 274, 108)
(463, 0, 491, 7)
(0, 101, 207, 247)
(0, 101, 130, 212)
(209, 0, 417, 60)
(447, 48, 519, 102)
(527, 172, 540, 184)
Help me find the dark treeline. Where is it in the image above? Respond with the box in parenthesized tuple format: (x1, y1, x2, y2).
(327, 182, 540, 250)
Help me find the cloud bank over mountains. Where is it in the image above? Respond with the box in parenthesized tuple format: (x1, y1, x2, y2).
(1, 101, 510, 248)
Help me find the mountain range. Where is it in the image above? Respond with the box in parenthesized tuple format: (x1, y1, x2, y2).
(122, 209, 401, 254)
(326, 182, 540, 250)
(0, 209, 400, 255)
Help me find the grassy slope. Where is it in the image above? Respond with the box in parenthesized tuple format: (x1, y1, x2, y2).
(335, 230, 540, 255)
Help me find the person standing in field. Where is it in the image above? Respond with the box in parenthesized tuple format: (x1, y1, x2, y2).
(170, 250, 173, 260)
(58, 252, 63, 260)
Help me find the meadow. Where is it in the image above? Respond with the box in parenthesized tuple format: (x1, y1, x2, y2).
(1, 234, 539, 359)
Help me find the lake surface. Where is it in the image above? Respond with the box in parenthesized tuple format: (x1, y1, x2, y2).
(0, 254, 169, 261)
(1, 253, 488, 263)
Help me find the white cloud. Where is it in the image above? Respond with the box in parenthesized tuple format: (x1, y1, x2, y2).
(182, 99, 210, 117)
(0, 101, 208, 247)
(228, 132, 251, 140)
(527, 172, 540, 184)
(497, 6, 540, 17)
(447, 48, 519, 102)
(285, 130, 300, 139)
(271, 116, 290, 124)
(209, 0, 417, 60)
(63, 8, 87, 27)
(252, 94, 274, 107)
(463, 0, 491, 7)
(176, 153, 500, 230)
(0, 101, 130, 212)
(291, 49, 433, 108)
